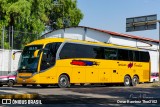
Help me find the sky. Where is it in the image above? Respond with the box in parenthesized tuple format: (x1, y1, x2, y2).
(77, 0, 160, 40)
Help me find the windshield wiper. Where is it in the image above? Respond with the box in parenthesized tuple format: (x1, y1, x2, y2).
(18, 68, 36, 72)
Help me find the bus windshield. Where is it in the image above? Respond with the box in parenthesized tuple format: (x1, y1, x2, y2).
(18, 45, 43, 73)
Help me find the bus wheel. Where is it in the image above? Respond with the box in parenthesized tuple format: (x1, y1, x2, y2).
(8, 80, 14, 87)
(58, 74, 70, 88)
(32, 84, 37, 87)
(132, 76, 139, 86)
(80, 83, 84, 86)
(40, 84, 49, 88)
(124, 76, 131, 86)
(70, 83, 75, 86)
(22, 84, 27, 87)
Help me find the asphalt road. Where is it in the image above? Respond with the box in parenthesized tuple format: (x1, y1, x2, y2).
(0, 84, 160, 107)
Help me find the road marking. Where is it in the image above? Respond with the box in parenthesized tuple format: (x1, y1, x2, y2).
(0, 90, 25, 94)
(39, 89, 122, 98)
(64, 91, 122, 98)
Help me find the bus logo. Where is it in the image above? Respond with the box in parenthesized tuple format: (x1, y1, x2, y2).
(128, 62, 133, 68)
(70, 60, 99, 66)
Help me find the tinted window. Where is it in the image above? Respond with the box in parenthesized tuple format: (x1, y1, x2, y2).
(45, 42, 61, 57)
(18, 45, 43, 73)
(117, 49, 129, 61)
(59, 43, 104, 59)
(128, 50, 133, 61)
(94, 47, 104, 59)
(40, 42, 61, 71)
(139, 51, 150, 62)
(59, 43, 150, 62)
(133, 51, 140, 61)
(104, 48, 117, 60)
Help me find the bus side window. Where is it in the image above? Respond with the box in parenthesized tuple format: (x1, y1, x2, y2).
(93, 47, 104, 59)
(133, 51, 140, 62)
(104, 48, 117, 60)
(40, 42, 61, 71)
(117, 49, 129, 61)
(59, 43, 99, 59)
(128, 50, 133, 61)
(139, 51, 150, 62)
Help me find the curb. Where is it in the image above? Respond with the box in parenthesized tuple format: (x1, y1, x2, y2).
(0, 93, 39, 99)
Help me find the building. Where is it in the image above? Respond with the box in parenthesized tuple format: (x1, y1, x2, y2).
(42, 26, 159, 82)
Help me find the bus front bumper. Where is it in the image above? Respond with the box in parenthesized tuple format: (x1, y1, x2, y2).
(17, 77, 37, 84)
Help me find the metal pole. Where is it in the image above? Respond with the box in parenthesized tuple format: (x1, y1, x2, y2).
(12, 26, 13, 50)
(158, 21, 160, 81)
(2, 26, 4, 74)
(9, 27, 10, 49)
(8, 26, 12, 73)
(11, 26, 14, 73)
(2, 26, 4, 49)
(63, 5, 64, 27)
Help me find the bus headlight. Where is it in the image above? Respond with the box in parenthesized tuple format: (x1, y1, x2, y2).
(32, 72, 37, 76)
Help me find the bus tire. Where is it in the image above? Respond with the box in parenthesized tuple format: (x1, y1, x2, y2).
(8, 80, 14, 87)
(124, 76, 131, 86)
(70, 83, 75, 86)
(132, 76, 139, 86)
(32, 84, 37, 87)
(22, 84, 27, 87)
(80, 83, 84, 86)
(58, 74, 70, 88)
(40, 84, 49, 88)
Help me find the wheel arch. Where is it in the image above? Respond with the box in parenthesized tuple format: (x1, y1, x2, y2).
(8, 79, 15, 83)
(133, 74, 139, 81)
(133, 74, 139, 79)
(125, 74, 131, 79)
(59, 73, 70, 82)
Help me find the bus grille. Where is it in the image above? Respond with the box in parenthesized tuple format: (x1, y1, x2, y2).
(19, 76, 31, 79)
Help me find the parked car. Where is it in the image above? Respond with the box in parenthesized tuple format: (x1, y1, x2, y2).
(151, 72, 159, 82)
(0, 71, 17, 87)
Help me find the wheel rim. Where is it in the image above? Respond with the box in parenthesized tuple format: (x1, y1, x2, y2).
(8, 81, 13, 87)
(125, 78, 130, 85)
(133, 78, 137, 84)
(60, 77, 67, 86)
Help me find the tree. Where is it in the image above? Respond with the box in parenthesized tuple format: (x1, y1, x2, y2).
(48, 0, 83, 30)
(0, 0, 83, 49)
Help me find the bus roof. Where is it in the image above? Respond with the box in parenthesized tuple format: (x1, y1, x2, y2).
(27, 38, 66, 46)
(27, 38, 140, 51)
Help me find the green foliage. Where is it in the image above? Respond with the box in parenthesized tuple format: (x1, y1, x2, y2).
(0, 0, 83, 49)
(49, 0, 83, 29)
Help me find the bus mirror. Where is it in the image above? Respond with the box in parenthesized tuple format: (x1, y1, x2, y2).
(12, 51, 22, 60)
(34, 50, 40, 57)
(12, 54, 15, 60)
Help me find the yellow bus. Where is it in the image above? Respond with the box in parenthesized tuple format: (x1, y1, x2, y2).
(16, 38, 150, 88)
